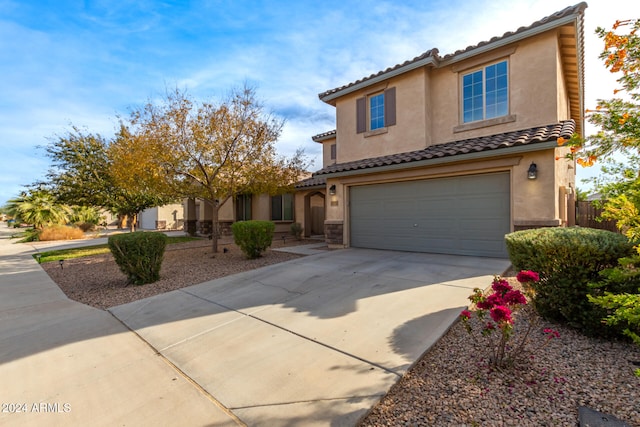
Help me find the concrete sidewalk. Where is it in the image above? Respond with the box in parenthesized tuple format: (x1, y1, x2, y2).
(0, 227, 241, 427)
(1, 226, 510, 426)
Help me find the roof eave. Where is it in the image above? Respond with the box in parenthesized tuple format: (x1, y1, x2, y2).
(319, 56, 438, 104)
(317, 141, 559, 179)
(438, 14, 582, 68)
(312, 132, 336, 143)
(295, 183, 326, 190)
(319, 5, 586, 105)
(576, 11, 586, 137)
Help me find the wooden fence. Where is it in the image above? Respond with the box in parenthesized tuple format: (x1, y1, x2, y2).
(575, 201, 619, 232)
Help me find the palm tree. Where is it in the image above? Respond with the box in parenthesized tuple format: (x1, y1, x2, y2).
(6, 190, 71, 229)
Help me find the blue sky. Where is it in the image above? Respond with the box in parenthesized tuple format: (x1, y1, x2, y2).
(0, 0, 637, 205)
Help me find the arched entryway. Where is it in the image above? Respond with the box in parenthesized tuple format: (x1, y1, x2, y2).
(303, 191, 326, 237)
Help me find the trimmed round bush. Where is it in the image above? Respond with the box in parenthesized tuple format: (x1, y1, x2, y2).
(232, 220, 275, 259)
(108, 232, 167, 285)
(505, 227, 634, 335)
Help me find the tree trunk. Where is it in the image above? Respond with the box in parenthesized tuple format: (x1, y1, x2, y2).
(211, 204, 219, 254)
(119, 214, 127, 229)
(130, 213, 137, 233)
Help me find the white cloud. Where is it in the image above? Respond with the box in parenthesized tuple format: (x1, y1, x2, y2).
(1, 0, 639, 204)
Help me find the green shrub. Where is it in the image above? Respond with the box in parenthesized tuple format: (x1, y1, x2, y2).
(108, 232, 167, 285)
(70, 206, 103, 229)
(11, 227, 40, 243)
(290, 222, 303, 240)
(505, 227, 635, 335)
(232, 220, 274, 259)
(589, 255, 640, 357)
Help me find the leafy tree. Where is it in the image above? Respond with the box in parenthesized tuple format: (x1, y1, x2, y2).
(5, 190, 71, 229)
(41, 127, 168, 231)
(566, 19, 640, 372)
(70, 205, 103, 225)
(42, 127, 114, 208)
(113, 86, 307, 253)
(564, 19, 640, 165)
(575, 187, 589, 202)
(563, 19, 640, 237)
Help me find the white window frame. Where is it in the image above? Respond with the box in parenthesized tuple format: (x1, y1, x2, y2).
(461, 60, 509, 123)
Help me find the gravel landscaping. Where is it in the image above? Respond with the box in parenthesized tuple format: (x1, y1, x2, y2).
(360, 276, 640, 427)
(41, 237, 304, 309)
(39, 238, 640, 426)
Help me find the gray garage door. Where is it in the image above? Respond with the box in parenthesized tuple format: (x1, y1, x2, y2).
(349, 172, 510, 257)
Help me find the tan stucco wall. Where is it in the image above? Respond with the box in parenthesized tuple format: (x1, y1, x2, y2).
(556, 38, 571, 121)
(331, 30, 568, 165)
(512, 151, 557, 226)
(138, 204, 184, 230)
(319, 136, 336, 167)
(319, 27, 579, 245)
(335, 67, 429, 163)
(431, 30, 562, 144)
(322, 150, 575, 246)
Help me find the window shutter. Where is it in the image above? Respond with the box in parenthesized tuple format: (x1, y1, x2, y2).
(330, 143, 336, 160)
(356, 97, 366, 133)
(384, 87, 396, 126)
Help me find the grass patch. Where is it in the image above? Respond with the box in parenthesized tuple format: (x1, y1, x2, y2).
(34, 235, 201, 263)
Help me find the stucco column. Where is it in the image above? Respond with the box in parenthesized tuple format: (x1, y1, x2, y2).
(324, 180, 344, 247)
(184, 198, 197, 236)
(199, 199, 214, 236)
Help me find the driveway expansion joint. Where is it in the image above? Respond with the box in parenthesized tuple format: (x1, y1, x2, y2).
(105, 310, 246, 426)
(178, 289, 403, 378)
(229, 394, 386, 410)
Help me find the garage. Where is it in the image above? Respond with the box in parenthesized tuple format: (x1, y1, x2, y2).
(349, 172, 510, 257)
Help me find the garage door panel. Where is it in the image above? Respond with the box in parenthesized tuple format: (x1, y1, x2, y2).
(350, 173, 510, 257)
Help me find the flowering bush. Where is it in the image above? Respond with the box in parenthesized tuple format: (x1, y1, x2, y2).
(461, 271, 559, 368)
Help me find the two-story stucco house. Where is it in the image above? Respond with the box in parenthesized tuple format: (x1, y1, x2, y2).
(296, 2, 586, 258)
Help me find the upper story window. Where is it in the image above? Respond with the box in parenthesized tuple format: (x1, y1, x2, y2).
(356, 87, 396, 134)
(271, 193, 293, 221)
(369, 93, 385, 130)
(462, 60, 508, 123)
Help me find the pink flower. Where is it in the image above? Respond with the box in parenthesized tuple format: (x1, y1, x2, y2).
(490, 305, 513, 324)
(476, 299, 493, 310)
(486, 292, 505, 307)
(516, 270, 540, 283)
(544, 328, 560, 339)
(484, 322, 496, 331)
(491, 278, 512, 294)
(460, 310, 472, 320)
(503, 290, 527, 306)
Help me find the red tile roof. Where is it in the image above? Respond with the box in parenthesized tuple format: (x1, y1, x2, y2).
(295, 175, 327, 189)
(312, 120, 575, 177)
(311, 130, 336, 142)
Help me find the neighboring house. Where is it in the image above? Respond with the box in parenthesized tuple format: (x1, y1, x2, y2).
(298, 3, 586, 257)
(183, 192, 302, 237)
(137, 204, 184, 230)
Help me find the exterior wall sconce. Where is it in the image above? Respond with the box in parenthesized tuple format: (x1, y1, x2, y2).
(329, 185, 336, 195)
(527, 162, 538, 180)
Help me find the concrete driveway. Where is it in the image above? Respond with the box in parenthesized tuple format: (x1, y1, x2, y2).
(109, 247, 510, 426)
(0, 227, 510, 426)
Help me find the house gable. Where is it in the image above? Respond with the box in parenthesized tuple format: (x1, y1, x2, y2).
(303, 3, 585, 254)
(316, 2, 586, 167)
